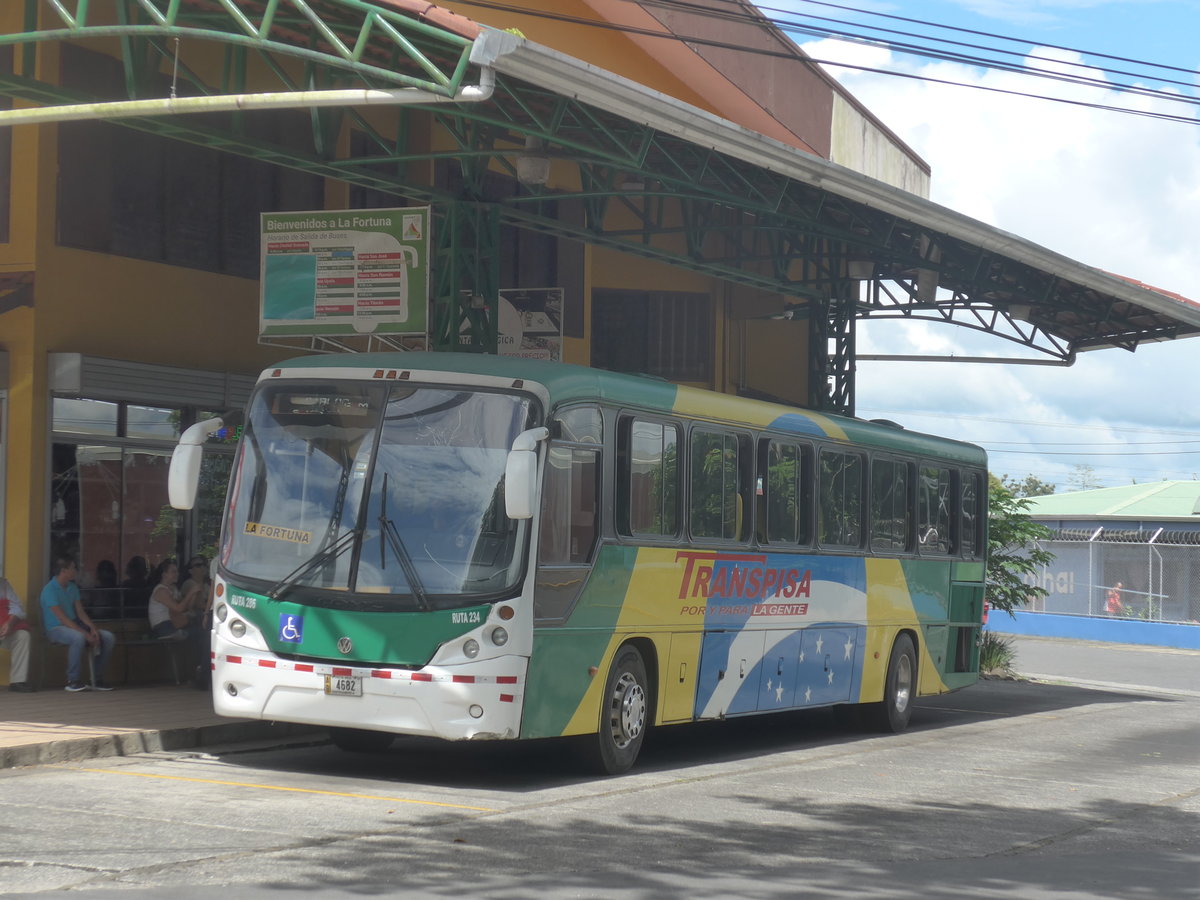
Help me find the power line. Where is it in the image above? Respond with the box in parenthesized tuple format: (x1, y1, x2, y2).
(451, 0, 1200, 124)
(636, 0, 1197, 92)
(983, 439, 1200, 448)
(988, 448, 1200, 457)
(856, 407, 1200, 437)
(759, 0, 1200, 79)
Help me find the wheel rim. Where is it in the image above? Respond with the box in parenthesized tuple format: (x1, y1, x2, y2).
(610, 671, 646, 749)
(893, 652, 913, 713)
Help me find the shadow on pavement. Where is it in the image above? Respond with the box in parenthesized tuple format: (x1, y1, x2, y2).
(209, 677, 1169, 793)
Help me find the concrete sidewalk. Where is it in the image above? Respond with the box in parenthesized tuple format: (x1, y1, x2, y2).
(0, 683, 318, 769)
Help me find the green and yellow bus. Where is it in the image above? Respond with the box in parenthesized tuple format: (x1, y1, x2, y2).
(170, 352, 987, 774)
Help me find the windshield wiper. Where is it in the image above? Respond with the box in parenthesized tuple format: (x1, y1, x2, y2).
(379, 473, 430, 610)
(266, 528, 358, 601)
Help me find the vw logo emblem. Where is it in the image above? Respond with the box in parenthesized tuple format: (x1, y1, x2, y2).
(337, 637, 353, 655)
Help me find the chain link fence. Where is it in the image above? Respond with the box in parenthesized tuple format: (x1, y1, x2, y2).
(1022, 530, 1200, 624)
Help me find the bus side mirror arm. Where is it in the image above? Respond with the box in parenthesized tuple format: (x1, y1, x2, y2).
(505, 427, 549, 520)
(169, 418, 226, 510)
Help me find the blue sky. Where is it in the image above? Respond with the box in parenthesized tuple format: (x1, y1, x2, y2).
(766, 0, 1200, 489)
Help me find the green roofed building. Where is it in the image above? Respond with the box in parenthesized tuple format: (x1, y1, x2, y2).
(1022, 482, 1200, 624)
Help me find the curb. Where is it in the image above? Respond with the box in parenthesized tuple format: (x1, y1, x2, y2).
(0, 721, 321, 770)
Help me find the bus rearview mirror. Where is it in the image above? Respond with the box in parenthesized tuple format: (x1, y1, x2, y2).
(505, 450, 537, 519)
(169, 417, 227, 510)
(169, 444, 203, 510)
(504, 427, 549, 519)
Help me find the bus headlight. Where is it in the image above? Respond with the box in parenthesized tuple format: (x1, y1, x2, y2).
(229, 619, 247, 638)
(463, 639, 480, 659)
(215, 603, 229, 623)
(489, 626, 509, 647)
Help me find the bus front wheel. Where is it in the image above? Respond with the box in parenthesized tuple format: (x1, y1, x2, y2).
(586, 645, 650, 776)
(329, 727, 394, 753)
(864, 633, 917, 733)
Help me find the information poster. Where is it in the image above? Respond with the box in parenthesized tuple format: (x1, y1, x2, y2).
(260, 207, 429, 337)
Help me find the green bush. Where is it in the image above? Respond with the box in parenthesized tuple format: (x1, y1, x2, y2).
(979, 631, 1016, 676)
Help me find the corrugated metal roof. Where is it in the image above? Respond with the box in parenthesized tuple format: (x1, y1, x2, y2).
(1025, 481, 1200, 520)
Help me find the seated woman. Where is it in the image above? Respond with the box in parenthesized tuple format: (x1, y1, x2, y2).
(178, 555, 213, 690)
(179, 556, 211, 621)
(147, 559, 196, 641)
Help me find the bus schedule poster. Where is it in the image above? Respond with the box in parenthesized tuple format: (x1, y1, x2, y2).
(259, 207, 430, 337)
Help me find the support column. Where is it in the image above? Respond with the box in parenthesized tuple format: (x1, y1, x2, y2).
(430, 199, 500, 353)
(807, 280, 856, 416)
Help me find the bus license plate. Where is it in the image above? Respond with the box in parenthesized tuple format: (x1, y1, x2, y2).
(325, 674, 362, 697)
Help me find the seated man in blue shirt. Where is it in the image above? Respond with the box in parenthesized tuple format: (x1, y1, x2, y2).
(41, 557, 116, 692)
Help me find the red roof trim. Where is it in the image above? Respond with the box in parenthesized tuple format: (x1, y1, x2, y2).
(366, 1, 482, 41)
(1105, 271, 1200, 311)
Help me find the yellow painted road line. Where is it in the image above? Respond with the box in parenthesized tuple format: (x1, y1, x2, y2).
(76, 767, 497, 811)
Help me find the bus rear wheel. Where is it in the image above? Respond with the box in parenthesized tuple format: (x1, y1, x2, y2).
(585, 645, 650, 776)
(329, 727, 394, 753)
(864, 633, 917, 733)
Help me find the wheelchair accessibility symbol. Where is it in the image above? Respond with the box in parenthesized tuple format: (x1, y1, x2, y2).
(279, 614, 304, 643)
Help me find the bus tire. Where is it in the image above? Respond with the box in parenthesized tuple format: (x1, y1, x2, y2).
(329, 727, 394, 753)
(586, 644, 650, 776)
(863, 633, 917, 733)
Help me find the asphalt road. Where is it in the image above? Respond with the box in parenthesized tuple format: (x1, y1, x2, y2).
(1006, 633, 1200, 695)
(3, 636, 1198, 900)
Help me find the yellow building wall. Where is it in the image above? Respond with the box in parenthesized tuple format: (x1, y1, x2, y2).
(1, 4, 49, 608)
(0, 2, 819, 624)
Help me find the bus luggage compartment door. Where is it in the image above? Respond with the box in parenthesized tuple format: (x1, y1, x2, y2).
(795, 626, 858, 707)
(696, 630, 766, 718)
(756, 630, 802, 711)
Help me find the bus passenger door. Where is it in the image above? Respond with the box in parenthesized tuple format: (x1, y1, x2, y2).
(696, 629, 766, 718)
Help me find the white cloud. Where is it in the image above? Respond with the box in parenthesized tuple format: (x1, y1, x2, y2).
(804, 37, 1200, 487)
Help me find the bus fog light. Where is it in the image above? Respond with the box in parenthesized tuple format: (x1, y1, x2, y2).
(490, 626, 509, 647)
(215, 603, 229, 623)
(225, 683, 238, 697)
(469, 704, 484, 719)
(463, 639, 480, 658)
(230, 619, 247, 638)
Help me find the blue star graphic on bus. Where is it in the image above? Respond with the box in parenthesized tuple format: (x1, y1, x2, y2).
(279, 614, 304, 644)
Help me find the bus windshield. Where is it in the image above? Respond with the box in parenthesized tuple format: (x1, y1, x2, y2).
(223, 380, 535, 607)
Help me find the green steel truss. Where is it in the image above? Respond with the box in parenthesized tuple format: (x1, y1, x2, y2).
(2, 1, 1192, 413)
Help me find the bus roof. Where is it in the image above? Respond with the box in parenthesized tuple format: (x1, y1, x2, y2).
(275, 352, 987, 466)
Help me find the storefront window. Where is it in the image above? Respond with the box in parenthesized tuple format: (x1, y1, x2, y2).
(126, 405, 180, 440)
(51, 400, 234, 619)
(53, 398, 118, 436)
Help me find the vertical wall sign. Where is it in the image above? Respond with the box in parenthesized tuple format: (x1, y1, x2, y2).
(458, 288, 564, 360)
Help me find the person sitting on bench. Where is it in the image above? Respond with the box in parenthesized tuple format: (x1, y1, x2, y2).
(41, 557, 115, 692)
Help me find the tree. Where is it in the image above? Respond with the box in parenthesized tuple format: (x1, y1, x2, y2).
(987, 475, 1055, 616)
(1066, 463, 1102, 492)
(1000, 473, 1055, 498)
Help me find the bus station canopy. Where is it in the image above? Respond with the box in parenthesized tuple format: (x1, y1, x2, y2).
(3, 0, 1198, 373)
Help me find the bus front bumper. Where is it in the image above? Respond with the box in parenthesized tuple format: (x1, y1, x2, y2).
(210, 636, 528, 742)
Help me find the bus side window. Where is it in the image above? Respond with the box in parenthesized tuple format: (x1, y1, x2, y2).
(818, 449, 864, 549)
(870, 457, 912, 553)
(960, 471, 982, 558)
(539, 406, 602, 565)
(622, 418, 679, 538)
(539, 444, 600, 565)
(690, 429, 750, 541)
(762, 439, 811, 545)
(918, 464, 954, 554)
